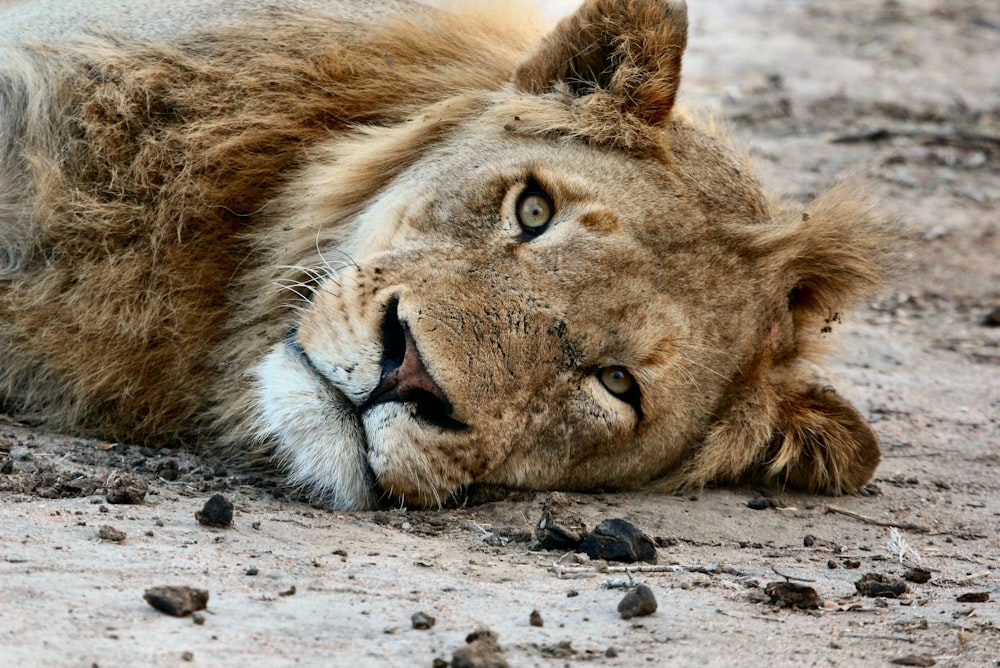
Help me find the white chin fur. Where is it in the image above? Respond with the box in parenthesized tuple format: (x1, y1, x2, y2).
(253, 343, 376, 510)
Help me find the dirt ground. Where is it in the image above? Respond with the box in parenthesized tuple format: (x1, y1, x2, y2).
(1, 1, 998, 666)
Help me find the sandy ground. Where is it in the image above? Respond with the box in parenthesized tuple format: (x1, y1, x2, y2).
(1, 1, 998, 666)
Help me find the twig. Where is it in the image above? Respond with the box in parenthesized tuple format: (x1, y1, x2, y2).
(771, 565, 815, 583)
(825, 506, 930, 534)
(840, 633, 915, 644)
(952, 570, 990, 584)
(547, 563, 722, 578)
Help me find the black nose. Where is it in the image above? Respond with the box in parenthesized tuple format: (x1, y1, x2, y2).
(364, 298, 464, 431)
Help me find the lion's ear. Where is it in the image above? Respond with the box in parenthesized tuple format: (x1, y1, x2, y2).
(754, 184, 891, 347)
(512, 0, 688, 126)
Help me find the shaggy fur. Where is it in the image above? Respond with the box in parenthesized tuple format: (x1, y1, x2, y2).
(0, 0, 892, 508)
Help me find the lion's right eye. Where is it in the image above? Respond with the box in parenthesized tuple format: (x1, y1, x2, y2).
(598, 366, 642, 416)
(516, 187, 554, 235)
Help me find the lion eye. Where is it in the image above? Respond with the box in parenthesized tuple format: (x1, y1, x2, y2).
(516, 189, 554, 235)
(599, 366, 635, 397)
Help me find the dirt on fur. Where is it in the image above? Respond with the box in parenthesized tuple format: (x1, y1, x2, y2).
(1, 1, 998, 666)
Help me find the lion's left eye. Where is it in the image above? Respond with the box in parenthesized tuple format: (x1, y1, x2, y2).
(516, 188, 554, 235)
(599, 366, 635, 396)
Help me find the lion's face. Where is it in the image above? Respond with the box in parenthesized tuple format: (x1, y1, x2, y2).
(257, 117, 768, 507)
(252, 0, 886, 508)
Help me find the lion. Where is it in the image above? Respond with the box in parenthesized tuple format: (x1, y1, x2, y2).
(0, 0, 890, 509)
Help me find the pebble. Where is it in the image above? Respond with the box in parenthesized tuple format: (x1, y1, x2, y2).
(98, 525, 126, 542)
(451, 627, 508, 668)
(529, 610, 543, 627)
(105, 472, 148, 504)
(617, 584, 657, 619)
(412, 611, 436, 630)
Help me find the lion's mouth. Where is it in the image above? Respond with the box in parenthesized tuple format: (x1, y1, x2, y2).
(286, 298, 466, 433)
(362, 297, 467, 432)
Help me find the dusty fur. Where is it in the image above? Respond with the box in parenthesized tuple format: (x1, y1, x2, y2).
(0, 0, 892, 507)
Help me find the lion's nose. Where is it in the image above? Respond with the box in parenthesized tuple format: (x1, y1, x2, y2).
(365, 297, 454, 417)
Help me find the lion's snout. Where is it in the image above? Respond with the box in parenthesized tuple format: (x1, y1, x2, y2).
(362, 297, 465, 432)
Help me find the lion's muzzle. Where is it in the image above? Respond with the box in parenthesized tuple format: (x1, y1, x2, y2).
(362, 297, 466, 432)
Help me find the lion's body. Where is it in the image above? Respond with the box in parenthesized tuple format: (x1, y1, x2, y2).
(0, 0, 889, 508)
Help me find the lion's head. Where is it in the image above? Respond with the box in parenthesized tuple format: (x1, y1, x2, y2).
(245, 0, 888, 509)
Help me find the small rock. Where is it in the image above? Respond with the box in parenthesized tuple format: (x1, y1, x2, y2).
(764, 581, 823, 609)
(566, 589, 579, 598)
(278, 585, 296, 597)
(536, 641, 575, 658)
(155, 458, 179, 481)
(451, 627, 508, 668)
(889, 655, 936, 667)
(842, 558, 861, 569)
(195, 494, 233, 528)
(855, 573, 908, 598)
(746, 495, 780, 510)
(605, 647, 618, 658)
(617, 584, 657, 619)
(529, 610, 543, 627)
(956, 591, 990, 603)
(191, 612, 205, 626)
(983, 306, 1000, 327)
(98, 525, 126, 542)
(827, 560, 839, 569)
(144, 586, 209, 617)
(181, 651, 194, 662)
(903, 568, 932, 584)
(577, 518, 657, 564)
(803, 534, 816, 547)
(411, 611, 436, 630)
(245, 567, 259, 576)
(105, 472, 148, 504)
(535, 492, 588, 550)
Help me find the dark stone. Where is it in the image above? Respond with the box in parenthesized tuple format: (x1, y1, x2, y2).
(746, 495, 779, 510)
(889, 655, 936, 667)
(764, 581, 823, 609)
(577, 518, 657, 563)
(411, 611, 436, 630)
(982, 306, 1000, 327)
(855, 573, 908, 598)
(903, 568, 932, 584)
(195, 493, 233, 528)
(529, 610, 543, 627)
(143, 586, 209, 617)
(956, 591, 990, 603)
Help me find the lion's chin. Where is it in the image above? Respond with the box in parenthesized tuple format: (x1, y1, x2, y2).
(253, 343, 379, 510)
(362, 402, 469, 508)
